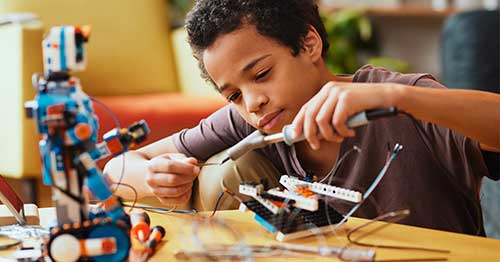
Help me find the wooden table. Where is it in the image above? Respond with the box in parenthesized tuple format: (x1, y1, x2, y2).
(2, 208, 500, 261)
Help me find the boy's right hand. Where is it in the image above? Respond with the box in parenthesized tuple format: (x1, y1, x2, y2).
(146, 153, 200, 205)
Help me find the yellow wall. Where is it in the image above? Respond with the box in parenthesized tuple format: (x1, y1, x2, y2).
(0, 0, 179, 96)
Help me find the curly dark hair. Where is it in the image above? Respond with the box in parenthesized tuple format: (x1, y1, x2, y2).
(185, 0, 329, 84)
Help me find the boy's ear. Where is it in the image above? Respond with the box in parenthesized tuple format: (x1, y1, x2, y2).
(302, 25, 323, 63)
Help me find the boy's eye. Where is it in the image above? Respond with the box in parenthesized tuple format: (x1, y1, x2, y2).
(255, 68, 271, 81)
(227, 91, 241, 102)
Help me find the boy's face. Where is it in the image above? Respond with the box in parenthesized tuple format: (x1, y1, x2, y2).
(203, 24, 323, 134)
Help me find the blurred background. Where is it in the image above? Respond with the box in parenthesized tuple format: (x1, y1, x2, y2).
(0, 0, 498, 238)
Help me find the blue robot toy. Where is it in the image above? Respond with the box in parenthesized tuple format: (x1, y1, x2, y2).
(25, 25, 150, 262)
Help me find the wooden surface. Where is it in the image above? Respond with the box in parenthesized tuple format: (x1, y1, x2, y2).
(2, 208, 500, 261)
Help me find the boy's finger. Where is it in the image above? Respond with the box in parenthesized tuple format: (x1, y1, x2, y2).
(304, 92, 331, 150)
(147, 172, 196, 187)
(152, 183, 193, 198)
(332, 101, 353, 137)
(157, 188, 192, 206)
(292, 104, 307, 138)
(148, 157, 200, 175)
(316, 89, 340, 142)
(304, 107, 320, 150)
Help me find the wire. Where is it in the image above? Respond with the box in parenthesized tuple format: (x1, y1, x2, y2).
(89, 96, 128, 195)
(346, 209, 450, 254)
(327, 143, 403, 231)
(89, 96, 122, 129)
(122, 204, 198, 215)
(111, 182, 138, 212)
(220, 176, 244, 204)
(210, 191, 225, 217)
(339, 209, 450, 262)
(400, 112, 484, 236)
(320, 145, 361, 183)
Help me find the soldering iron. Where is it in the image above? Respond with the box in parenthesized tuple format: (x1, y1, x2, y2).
(226, 107, 399, 161)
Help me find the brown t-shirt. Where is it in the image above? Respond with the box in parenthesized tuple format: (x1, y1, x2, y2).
(173, 65, 493, 235)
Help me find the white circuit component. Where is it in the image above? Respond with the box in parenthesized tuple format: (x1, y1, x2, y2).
(253, 195, 281, 214)
(280, 175, 362, 203)
(239, 183, 264, 197)
(239, 183, 281, 214)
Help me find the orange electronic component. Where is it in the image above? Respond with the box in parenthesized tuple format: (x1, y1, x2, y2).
(269, 200, 286, 208)
(130, 210, 151, 242)
(295, 186, 315, 198)
(145, 226, 166, 257)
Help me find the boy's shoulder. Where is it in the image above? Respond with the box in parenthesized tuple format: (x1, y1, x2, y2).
(353, 64, 440, 88)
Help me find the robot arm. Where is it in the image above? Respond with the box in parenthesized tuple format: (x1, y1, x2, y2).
(92, 120, 150, 161)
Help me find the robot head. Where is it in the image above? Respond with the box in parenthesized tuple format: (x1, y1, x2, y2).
(42, 25, 91, 75)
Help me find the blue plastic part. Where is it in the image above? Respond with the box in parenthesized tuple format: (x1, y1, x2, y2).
(59, 26, 67, 71)
(87, 223, 130, 262)
(86, 168, 113, 201)
(253, 214, 276, 233)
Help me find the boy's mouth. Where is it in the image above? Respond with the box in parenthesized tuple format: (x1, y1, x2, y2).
(258, 109, 284, 131)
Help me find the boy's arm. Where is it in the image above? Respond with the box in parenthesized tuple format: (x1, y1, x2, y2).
(292, 82, 500, 152)
(396, 86, 500, 152)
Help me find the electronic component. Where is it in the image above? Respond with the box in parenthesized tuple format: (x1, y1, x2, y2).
(130, 210, 151, 243)
(242, 199, 343, 241)
(280, 175, 362, 203)
(238, 177, 349, 241)
(144, 226, 166, 258)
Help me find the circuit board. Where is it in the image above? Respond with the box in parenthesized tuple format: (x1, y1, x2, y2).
(242, 199, 344, 241)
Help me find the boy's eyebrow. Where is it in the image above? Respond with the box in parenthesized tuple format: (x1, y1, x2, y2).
(241, 54, 271, 73)
(219, 54, 271, 92)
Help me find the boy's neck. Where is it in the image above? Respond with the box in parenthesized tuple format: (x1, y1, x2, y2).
(317, 62, 354, 85)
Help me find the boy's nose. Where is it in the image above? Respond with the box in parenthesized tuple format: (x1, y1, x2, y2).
(245, 92, 269, 114)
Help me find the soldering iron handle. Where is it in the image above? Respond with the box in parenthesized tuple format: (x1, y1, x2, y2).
(282, 107, 399, 146)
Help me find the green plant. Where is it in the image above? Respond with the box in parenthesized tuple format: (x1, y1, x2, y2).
(321, 8, 410, 74)
(168, 0, 195, 28)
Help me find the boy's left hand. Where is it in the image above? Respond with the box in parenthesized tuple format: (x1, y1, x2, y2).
(291, 81, 401, 150)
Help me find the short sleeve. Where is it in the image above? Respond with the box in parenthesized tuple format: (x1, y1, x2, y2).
(415, 77, 498, 180)
(172, 104, 255, 161)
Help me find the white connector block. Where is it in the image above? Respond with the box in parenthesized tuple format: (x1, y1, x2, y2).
(253, 195, 281, 215)
(239, 183, 264, 197)
(280, 175, 362, 203)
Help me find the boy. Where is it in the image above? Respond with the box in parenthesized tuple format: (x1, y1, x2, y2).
(105, 0, 500, 236)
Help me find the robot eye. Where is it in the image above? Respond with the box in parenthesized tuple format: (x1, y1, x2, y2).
(75, 33, 85, 62)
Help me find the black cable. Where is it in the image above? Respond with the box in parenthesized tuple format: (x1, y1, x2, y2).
(111, 182, 138, 212)
(400, 112, 484, 236)
(210, 191, 226, 217)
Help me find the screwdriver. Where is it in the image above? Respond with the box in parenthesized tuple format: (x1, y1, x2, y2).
(130, 210, 151, 243)
(144, 226, 166, 258)
(227, 107, 399, 161)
